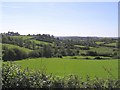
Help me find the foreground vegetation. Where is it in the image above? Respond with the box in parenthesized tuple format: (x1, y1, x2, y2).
(2, 62, 120, 89)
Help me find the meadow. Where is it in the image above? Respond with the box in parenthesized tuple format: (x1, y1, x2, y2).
(2, 44, 32, 53)
(13, 57, 118, 79)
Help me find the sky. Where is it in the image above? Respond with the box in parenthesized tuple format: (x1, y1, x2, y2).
(1, 2, 118, 37)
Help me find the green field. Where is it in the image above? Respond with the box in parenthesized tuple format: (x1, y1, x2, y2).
(90, 46, 113, 55)
(11, 36, 32, 39)
(95, 41, 104, 45)
(11, 36, 54, 46)
(13, 57, 118, 79)
(2, 44, 32, 53)
(105, 43, 117, 47)
(30, 39, 53, 46)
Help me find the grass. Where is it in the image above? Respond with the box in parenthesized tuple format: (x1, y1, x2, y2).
(12, 57, 118, 79)
(30, 39, 53, 46)
(104, 43, 117, 47)
(95, 42, 104, 45)
(10, 36, 32, 40)
(74, 45, 86, 48)
(90, 46, 113, 55)
(2, 44, 32, 53)
(0, 60, 2, 68)
(64, 56, 111, 59)
(74, 45, 93, 48)
(79, 46, 114, 55)
(11, 36, 54, 46)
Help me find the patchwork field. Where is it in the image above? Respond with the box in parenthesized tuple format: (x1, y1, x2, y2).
(12, 57, 118, 79)
(2, 44, 32, 53)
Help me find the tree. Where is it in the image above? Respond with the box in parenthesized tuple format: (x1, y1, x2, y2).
(66, 48, 75, 56)
(29, 50, 42, 58)
(3, 49, 16, 61)
(87, 51, 97, 56)
(18, 38, 24, 47)
(43, 45, 54, 58)
(32, 41, 36, 50)
(13, 48, 28, 60)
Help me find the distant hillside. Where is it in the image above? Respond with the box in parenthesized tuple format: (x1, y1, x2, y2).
(1, 31, 119, 61)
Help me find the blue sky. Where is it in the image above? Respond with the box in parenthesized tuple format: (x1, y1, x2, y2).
(2, 2, 118, 37)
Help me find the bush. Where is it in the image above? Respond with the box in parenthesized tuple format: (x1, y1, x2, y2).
(58, 55, 63, 58)
(71, 57, 78, 59)
(87, 51, 97, 56)
(29, 50, 42, 58)
(112, 54, 120, 59)
(13, 48, 28, 60)
(3, 48, 28, 61)
(2, 62, 120, 89)
(94, 56, 103, 60)
(56, 53, 63, 58)
(2, 62, 51, 88)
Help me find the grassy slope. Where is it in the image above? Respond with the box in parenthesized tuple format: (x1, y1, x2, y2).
(95, 41, 104, 45)
(74, 45, 93, 48)
(30, 39, 53, 46)
(104, 43, 117, 47)
(10, 36, 32, 39)
(90, 46, 113, 55)
(79, 46, 114, 55)
(11, 36, 54, 46)
(2, 44, 32, 53)
(13, 58, 118, 79)
(74, 45, 115, 55)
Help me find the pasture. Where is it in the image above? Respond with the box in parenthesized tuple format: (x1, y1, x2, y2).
(104, 43, 117, 47)
(89, 46, 114, 55)
(13, 57, 118, 79)
(2, 44, 32, 53)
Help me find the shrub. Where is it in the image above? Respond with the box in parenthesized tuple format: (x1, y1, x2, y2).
(87, 51, 97, 56)
(3, 47, 28, 61)
(29, 50, 41, 58)
(2, 62, 120, 89)
(112, 55, 120, 59)
(71, 57, 78, 59)
(13, 48, 28, 60)
(85, 57, 90, 59)
(94, 56, 103, 60)
(58, 55, 63, 58)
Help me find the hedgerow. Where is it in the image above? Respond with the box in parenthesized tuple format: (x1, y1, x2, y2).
(2, 62, 120, 89)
